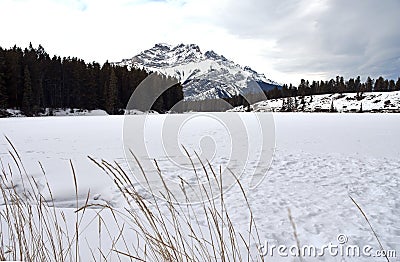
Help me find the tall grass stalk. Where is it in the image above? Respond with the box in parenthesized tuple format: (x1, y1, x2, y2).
(0, 140, 264, 261)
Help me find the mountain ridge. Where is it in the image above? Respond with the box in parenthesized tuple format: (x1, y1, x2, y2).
(115, 43, 281, 101)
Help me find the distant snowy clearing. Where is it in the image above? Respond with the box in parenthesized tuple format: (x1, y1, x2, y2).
(0, 113, 399, 261)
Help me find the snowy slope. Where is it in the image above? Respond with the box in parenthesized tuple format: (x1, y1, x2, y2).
(115, 43, 280, 100)
(230, 91, 400, 113)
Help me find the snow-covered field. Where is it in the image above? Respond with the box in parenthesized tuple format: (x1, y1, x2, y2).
(0, 113, 399, 261)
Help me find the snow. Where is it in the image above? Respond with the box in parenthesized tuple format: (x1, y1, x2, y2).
(2, 108, 108, 117)
(0, 113, 399, 261)
(231, 91, 400, 113)
(50, 109, 109, 116)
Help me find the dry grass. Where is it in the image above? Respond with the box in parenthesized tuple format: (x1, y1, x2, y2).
(1, 138, 392, 261)
(86, 150, 264, 261)
(349, 194, 391, 262)
(0, 137, 74, 261)
(0, 139, 264, 261)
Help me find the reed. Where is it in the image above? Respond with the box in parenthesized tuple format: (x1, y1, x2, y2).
(0, 139, 264, 261)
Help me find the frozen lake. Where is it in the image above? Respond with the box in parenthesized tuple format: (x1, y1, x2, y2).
(0, 113, 399, 261)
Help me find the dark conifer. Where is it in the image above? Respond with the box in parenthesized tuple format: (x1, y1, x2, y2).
(22, 65, 33, 114)
(105, 68, 118, 114)
(0, 50, 7, 109)
(395, 78, 400, 91)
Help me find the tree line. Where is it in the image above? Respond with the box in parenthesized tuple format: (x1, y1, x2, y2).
(265, 75, 400, 100)
(0, 43, 183, 116)
(210, 76, 400, 110)
(1, 43, 399, 115)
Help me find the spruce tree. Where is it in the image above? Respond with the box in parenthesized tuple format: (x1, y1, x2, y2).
(338, 76, 345, 94)
(355, 76, 361, 93)
(396, 78, 400, 91)
(105, 68, 117, 114)
(0, 52, 7, 109)
(298, 79, 306, 96)
(365, 77, 373, 92)
(286, 97, 294, 112)
(5, 47, 23, 109)
(348, 78, 355, 93)
(388, 80, 396, 91)
(0, 76, 6, 109)
(22, 65, 33, 114)
(374, 77, 385, 92)
(330, 100, 336, 112)
(281, 97, 287, 111)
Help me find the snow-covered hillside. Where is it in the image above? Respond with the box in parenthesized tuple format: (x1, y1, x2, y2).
(231, 91, 400, 113)
(115, 43, 280, 100)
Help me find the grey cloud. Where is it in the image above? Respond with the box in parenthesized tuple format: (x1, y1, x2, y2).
(212, 0, 400, 81)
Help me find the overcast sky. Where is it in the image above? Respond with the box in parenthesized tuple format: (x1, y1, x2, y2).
(0, 0, 399, 84)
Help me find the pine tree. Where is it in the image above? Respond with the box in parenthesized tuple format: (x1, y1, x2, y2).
(298, 79, 307, 96)
(0, 76, 6, 108)
(22, 66, 34, 115)
(281, 84, 289, 98)
(388, 80, 396, 91)
(396, 78, 400, 91)
(329, 100, 336, 112)
(355, 76, 361, 93)
(105, 68, 117, 114)
(0, 51, 7, 109)
(281, 97, 287, 111)
(374, 77, 384, 92)
(5, 46, 23, 109)
(84, 63, 100, 110)
(286, 97, 294, 112)
(338, 76, 345, 94)
(310, 81, 317, 95)
(348, 78, 355, 93)
(366, 77, 373, 92)
(384, 79, 389, 91)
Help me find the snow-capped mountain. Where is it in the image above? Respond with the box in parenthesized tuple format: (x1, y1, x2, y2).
(115, 43, 281, 101)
